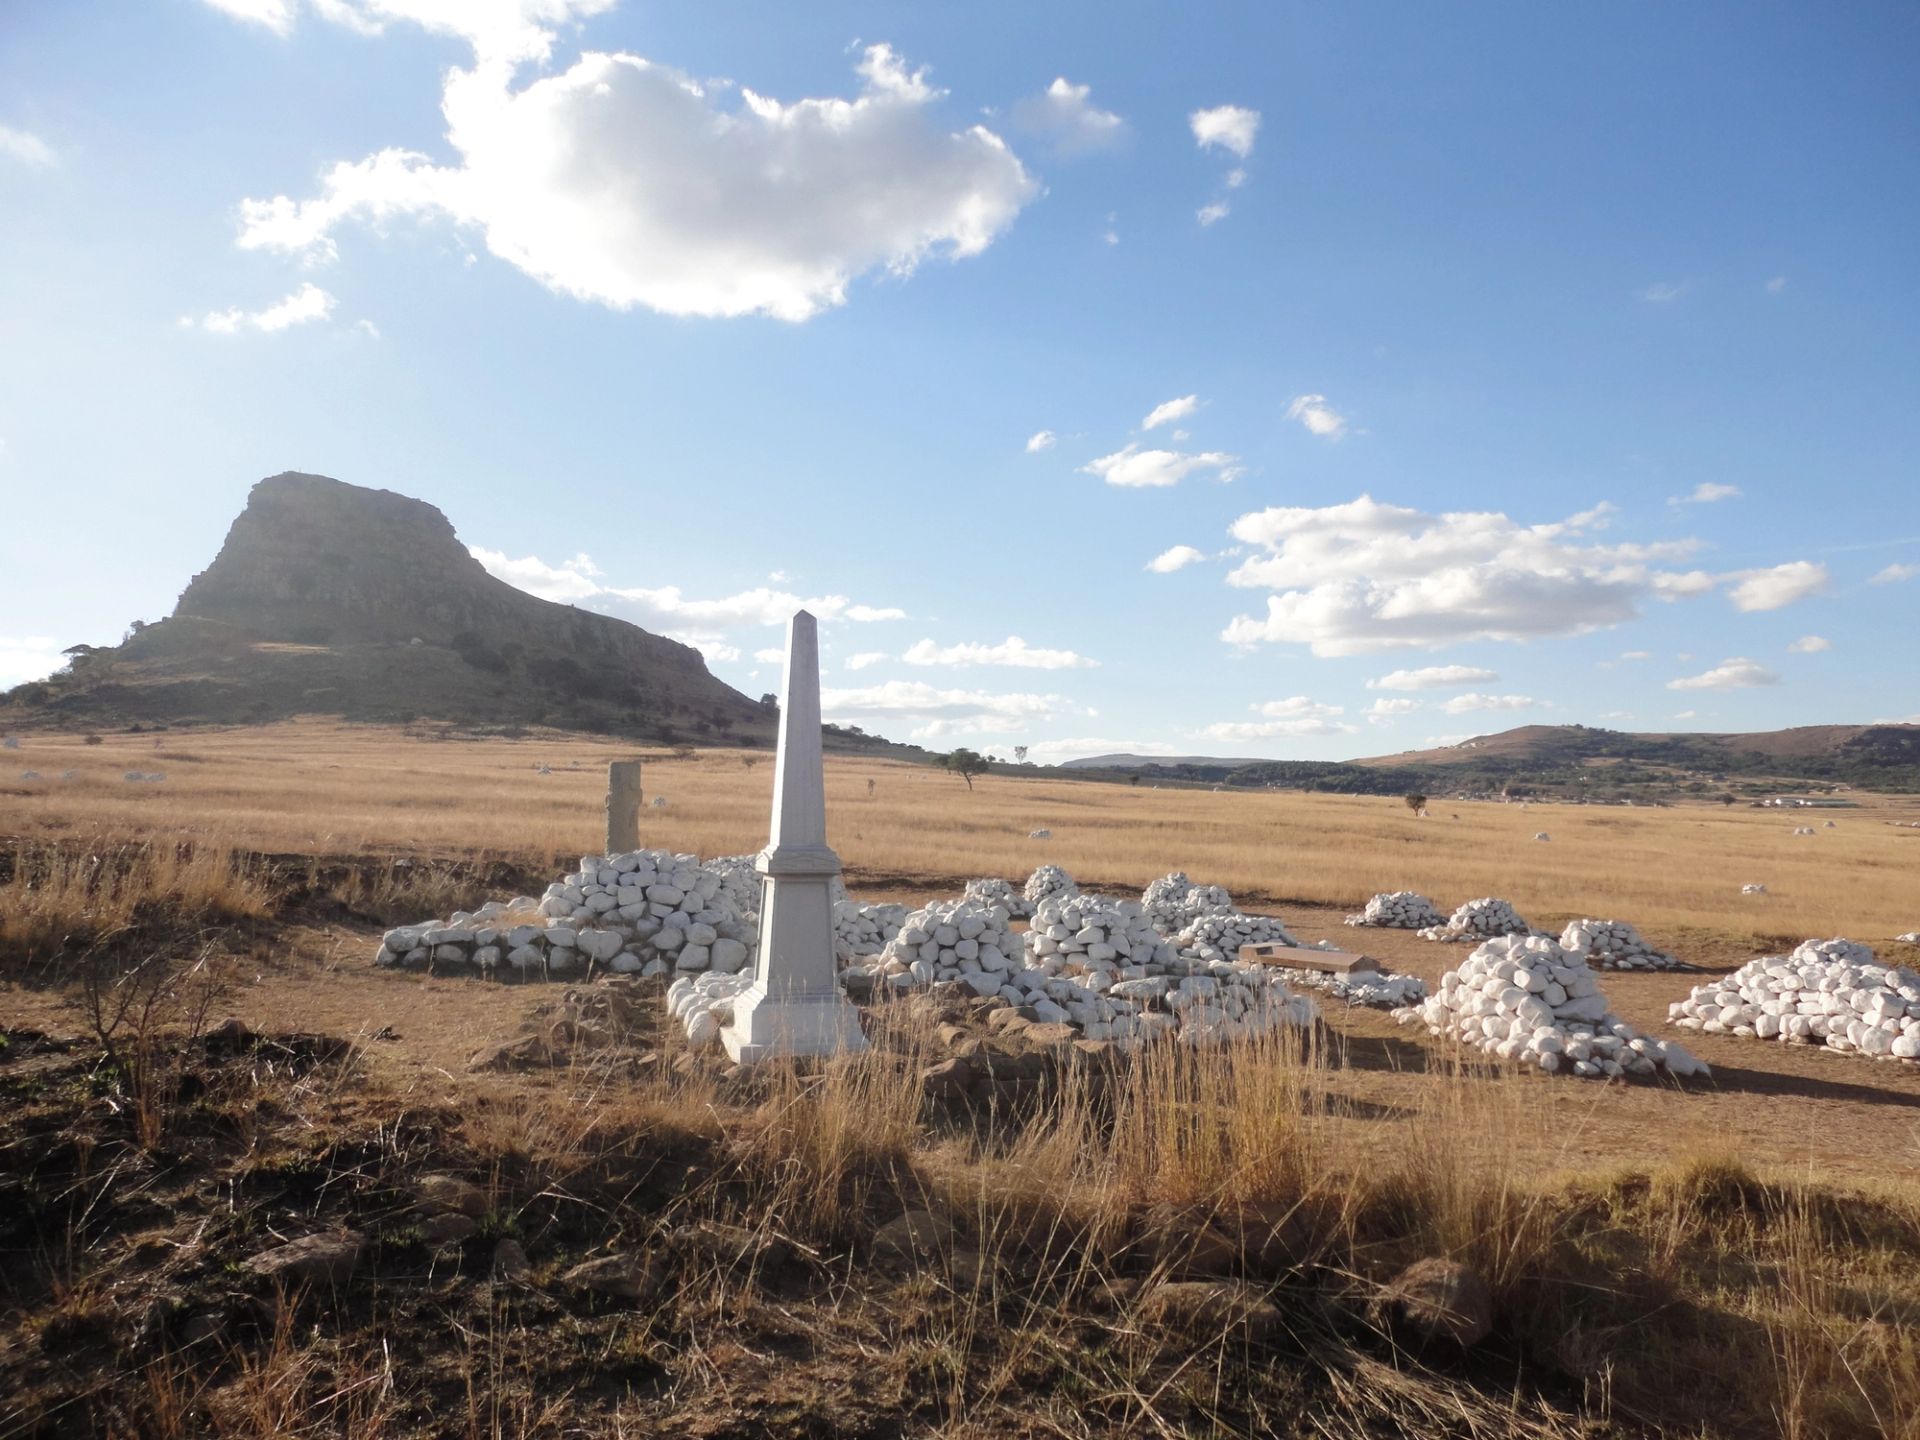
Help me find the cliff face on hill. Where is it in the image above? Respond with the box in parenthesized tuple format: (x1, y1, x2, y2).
(4, 473, 774, 742)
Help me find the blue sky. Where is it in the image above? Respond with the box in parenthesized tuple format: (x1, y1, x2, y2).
(2, 0, 1916, 760)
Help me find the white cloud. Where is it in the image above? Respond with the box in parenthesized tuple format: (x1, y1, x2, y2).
(675, 635, 739, 664)
(1766, 275, 1788, 294)
(203, 0, 618, 66)
(0, 636, 67, 688)
(1440, 693, 1544, 715)
(1671, 710, 1698, 721)
(470, 547, 905, 630)
(844, 651, 889, 670)
(1726, 560, 1829, 611)
(819, 680, 1077, 738)
(1226, 167, 1247, 189)
(753, 647, 786, 664)
(1788, 635, 1831, 654)
(1641, 281, 1690, 303)
(1619, 650, 1651, 661)
(1200, 696, 1353, 740)
(236, 42, 1036, 321)
(1367, 664, 1499, 691)
(1220, 495, 1733, 657)
(1146, 544, 1208, 574)
(1189, 104, 1259, 159)
(1196, 202, 1230, 226)
(188, 282, 336, 334)
(1284, 393, 1347, 439)
(1365, 698, 1421, 722)
(1010, 76, 1125, 155)
(0, 124, 58, 169)
(1668, 657, 1779, 691)
(1670, 482, 1740, 505)
(1141, 394, 1198, 431)
(1081, 444, 1240, 488)
(900, 636, 1097, 670)
(1025, 429, 1056, 453)
(1871, 562, 1918, 585)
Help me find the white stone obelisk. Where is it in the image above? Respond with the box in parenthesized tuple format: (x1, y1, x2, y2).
(720, 610, 867, 1064)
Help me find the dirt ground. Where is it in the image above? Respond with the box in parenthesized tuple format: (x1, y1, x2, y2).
(10, 885, 1916, 1190)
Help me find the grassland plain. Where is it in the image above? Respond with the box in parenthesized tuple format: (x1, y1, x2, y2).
(3, 721, 1920, 1437)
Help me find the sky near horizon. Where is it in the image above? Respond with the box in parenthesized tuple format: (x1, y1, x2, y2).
(1, 0, 1916, 761)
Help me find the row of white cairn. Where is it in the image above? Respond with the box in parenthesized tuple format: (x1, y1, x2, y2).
(1349, 892, 1683, 971)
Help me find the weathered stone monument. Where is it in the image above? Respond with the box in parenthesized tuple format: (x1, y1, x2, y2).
(720, 610, 867, 1063)
(605, 759, 642, 853)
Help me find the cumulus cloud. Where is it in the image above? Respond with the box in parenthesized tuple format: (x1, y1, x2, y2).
(1367, 664, 1499, 691)
(1670, 482, 1740, 505)
(203, 0, 620, 67)
(1726, 560, 1829, 611)
(1219, 494, 1764, 657)
(1872, 562, 1918, 585)
(1200, 697, 1354, 741)
(187, 282, 336, 334)
(1189, 104, 1259, 159)
(1196, 202, 1230, 226)
(1284, 394, 1347, 439)
(1668, 657, 1779, 691)
(1141, 394, 1198, 431)
(1641, 281, 1689, 303)
(1081, 444, 1240, 488)
(1788, 635, 1831, 654)
(1025, 429, 1056, 453)
(753, 647, 785, 664)
(470, 547, 905, 632)
(1440, 693, 1544, 715)
(1365, 698, 1421, 722)
(0, 124, 57, 168)
(899, 636, 1097, 670)
(1146, 544, 1208, 574)
(844, 651, 889, 670)
(1010, 76, 1125, 155)
(0, 636, 67, 689)
(819, 680, 1078, 738)
(235, 41, 1036, 321)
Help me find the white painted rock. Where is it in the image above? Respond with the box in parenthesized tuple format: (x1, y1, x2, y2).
(1668, 937, 1919, 1066)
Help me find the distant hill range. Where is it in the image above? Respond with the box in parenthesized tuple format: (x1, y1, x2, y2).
(1, 472, 893, 750)
(1061, 723, 1920, 797)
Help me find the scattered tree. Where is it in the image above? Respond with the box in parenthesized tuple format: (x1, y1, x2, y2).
(742, 755, 758, 771)
(1013, 745, 1029, 764)
(942, 748, 990, 791)
(866, 778, 876, 798)
(1404, 793, 1429, 817)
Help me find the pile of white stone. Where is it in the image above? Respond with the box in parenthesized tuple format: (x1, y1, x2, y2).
(1742, 884, 1769, 896)
(1023, 893, 1316, 1043)
(668, 971, 753, 1044)
(834, 896, 907, 965)
(705, 854, 765, 923)
(1899, 931, 1920, 946)
(1394, 934, 1708, 1079)
(1141, 872, 1236, 936)
(1173, 909, 1302, 966)
(1559, 919, 1683, 972)
(1281, 966, 1428, 1009)
(1668, 938, 1920, 1062)
(1791, 826, 1817, 837)
(375, 848, 756, 981)
(864, 897, 1020, 996)
(1024, 864, 1078, 909)
(1345, 891, 1446, 930)
(1418, 896, 1533, 943)
(964, 875, 1033, 920)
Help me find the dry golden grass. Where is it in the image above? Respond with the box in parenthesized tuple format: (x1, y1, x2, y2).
(6, 719, 1918, 941)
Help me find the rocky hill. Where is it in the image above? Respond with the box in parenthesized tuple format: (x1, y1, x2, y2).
(0, 473, 778, 743)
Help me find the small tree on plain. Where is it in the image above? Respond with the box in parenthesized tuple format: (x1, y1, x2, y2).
(1405, 793, 1429, 817)
(943, 748, 989, 791)
(1013, 745, 1029, 764)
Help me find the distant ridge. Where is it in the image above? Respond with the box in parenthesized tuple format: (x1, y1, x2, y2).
(1, 473, 785, 744)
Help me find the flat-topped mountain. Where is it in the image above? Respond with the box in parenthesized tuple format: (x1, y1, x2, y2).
(1, 473, 775, 742)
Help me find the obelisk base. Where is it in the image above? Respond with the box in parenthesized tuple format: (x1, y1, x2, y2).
(719, 852, 867, 1064)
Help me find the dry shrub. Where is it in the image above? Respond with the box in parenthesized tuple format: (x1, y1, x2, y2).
(0, 836, 272, 967)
